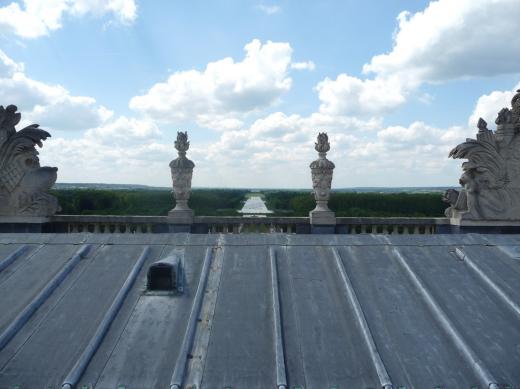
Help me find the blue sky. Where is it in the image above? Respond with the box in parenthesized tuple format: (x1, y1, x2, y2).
(0, 0, 519, 188)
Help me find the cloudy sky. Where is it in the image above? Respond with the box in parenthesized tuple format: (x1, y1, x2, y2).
(1, 0, 519, 188)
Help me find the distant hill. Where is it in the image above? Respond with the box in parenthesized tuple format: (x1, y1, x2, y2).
(334, 187, 455, 193)
(53, 183, 170, 191)
(53, 183, 455, 193)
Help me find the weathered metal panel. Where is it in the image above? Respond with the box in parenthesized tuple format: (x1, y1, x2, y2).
(83, 244, 206, 389)
(0, 244, 147, 387)
(0, 233, 518, 389)
(201, 245, 276, 389)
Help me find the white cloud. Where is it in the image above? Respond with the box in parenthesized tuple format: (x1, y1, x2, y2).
(28, 98, 113, 131)
(0, 0, 137, 38)
(291, 61, 315, 71)
(377, 121, 470, 146)
(40, 81, 518, 188)
(130, 39, 294, 129)
(256, 4, 281, 15)
(468, 83, 520, 128)
(314, 0, 520, 118)
(43, 116, 168, 185)
(0, 49, 24, 77)
(70, 0, 137, 23)
(45, 138, 171, 185)
(195, 110, 468, 188)
(5, 0, 520, 188)
(0, 49, 111, 131)
(364, 0, 520, 81)
(85, 116, 161, 144)
(316, 74, 409, 116)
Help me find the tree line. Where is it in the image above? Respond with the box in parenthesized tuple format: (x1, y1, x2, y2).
(50, 188, 446, 217)
(264, 191, 446, 217)
(50, 188, 248, 216)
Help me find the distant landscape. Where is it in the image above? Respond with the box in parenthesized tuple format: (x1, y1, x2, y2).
(54, 182, 454, 193)
(51, 183, 451, 217)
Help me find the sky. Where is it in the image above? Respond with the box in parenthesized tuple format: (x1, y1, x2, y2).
(0, 0, 519, 189)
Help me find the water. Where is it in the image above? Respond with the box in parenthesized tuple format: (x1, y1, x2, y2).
(239, 196, 273, 215)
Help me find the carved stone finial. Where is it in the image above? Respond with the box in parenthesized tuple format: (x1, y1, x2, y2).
(0, 105, 60, 217)
(174, 131, 190, 154)
(315, 132, 330, 154)
(309, 132, 335, 226)
(445, 89, 520, 221)
(495, 107, 513, 125)
(169, 131, 195, 223)
(477, 118, 488, 132)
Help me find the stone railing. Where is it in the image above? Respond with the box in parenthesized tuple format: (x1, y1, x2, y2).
(50, 215, 165, 234)
(336, 217, 447, 235)
(31, 215, 450, 234)
(194, 216, 309, 234)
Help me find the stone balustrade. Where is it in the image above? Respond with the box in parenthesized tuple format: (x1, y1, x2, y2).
(336, 217, 445, 234)
(36, 214, 449, 234)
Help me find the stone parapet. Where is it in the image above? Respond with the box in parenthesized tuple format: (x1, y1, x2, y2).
(0, 214, 452, 235)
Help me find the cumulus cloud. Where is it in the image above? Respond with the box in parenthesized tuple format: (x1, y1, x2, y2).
(42, 115, 170, 185)
(364, 0, 520, 81)
(45, 139, 171, 185)
(0, 49, 24, 76)
(0, 49, 112, 131)
(195, 109, 467, 188)
(316, 74, 410, 116)
(28, 98, 113, 131)
(0, 0, 137, 38)
(85, 116, 161, 144)
(315, 0, 520, 117)
(129, 39, 293, 129)
(468, 82, 520, 127)
(6, 0, 520, 187)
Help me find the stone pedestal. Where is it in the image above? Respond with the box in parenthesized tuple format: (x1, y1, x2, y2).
(309, 209, 336, 225)
(167, 208, 194, 224)
(309, 132, 336, 232)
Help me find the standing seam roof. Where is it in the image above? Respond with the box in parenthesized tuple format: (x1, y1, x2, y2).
(0, 233, 518, 389)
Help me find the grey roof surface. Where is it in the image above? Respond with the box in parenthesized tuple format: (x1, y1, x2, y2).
(0, 233, 519, 389)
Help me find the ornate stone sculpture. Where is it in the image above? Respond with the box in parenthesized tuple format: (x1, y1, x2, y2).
(444, 89, 520, 221)
(310, 132, 336, 224)
(0, 105, 60, 217)
(168, 131, 195, 223)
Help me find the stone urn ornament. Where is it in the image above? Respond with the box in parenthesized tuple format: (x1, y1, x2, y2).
(309, 132, 336, 225)
(168, 131, 195, 223)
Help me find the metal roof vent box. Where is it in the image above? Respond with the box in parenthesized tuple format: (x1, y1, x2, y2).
(147, 253, 183, 293)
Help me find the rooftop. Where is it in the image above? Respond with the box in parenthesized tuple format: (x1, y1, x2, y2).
(0, 233, 519, 388)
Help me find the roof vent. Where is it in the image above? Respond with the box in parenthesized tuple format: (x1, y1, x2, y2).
(147, 254, 183, 293)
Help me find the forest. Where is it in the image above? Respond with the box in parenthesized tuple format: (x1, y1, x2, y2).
(50, 188, 446, 217)
(50, 188, 248, 216)
(264, 190, 446, 217)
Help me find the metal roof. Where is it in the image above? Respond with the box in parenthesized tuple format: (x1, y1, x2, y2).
(0, 233, 519, 388)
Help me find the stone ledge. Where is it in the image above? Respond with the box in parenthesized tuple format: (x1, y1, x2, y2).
(0, 216, 51, 223)
(336, 217, 448, 225)
(450, 218, 520, 226)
